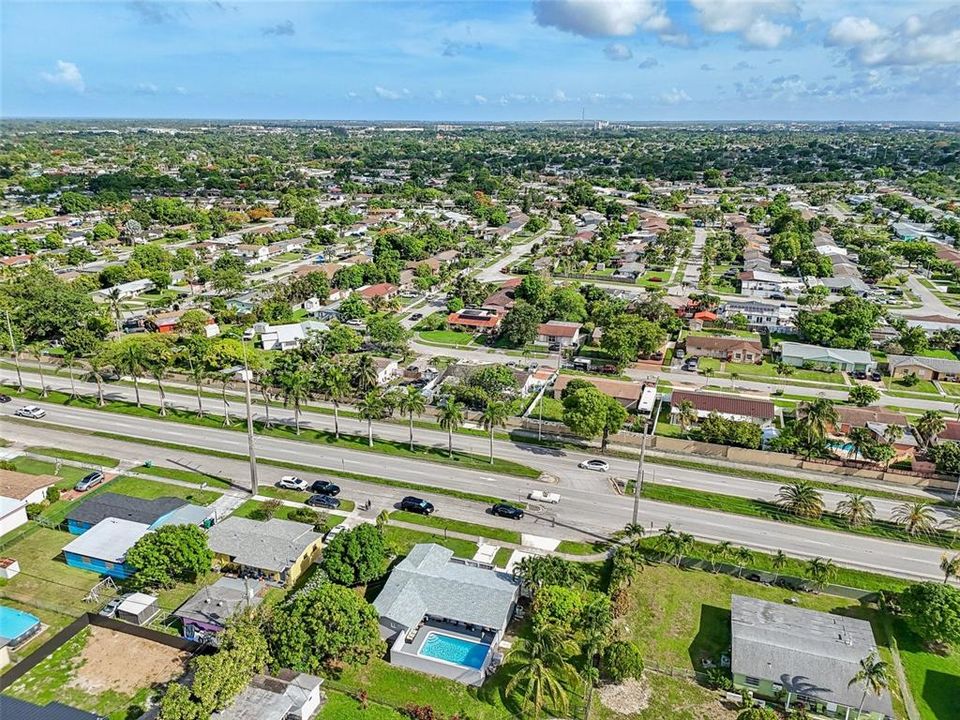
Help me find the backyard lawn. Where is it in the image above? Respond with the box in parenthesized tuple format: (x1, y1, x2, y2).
(891, 619, 960, 720)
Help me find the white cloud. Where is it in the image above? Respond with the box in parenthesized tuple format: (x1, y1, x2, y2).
(603, 42, 633, 61)
(826, 8, 960, 67)
(174, 86, 188, 95)
(637, 56, 659, 69)
(533, 0, 671, 38)
(827, 16, 884, 46)
(136, 82, 159, 94)
(41, 60, 85, 92)
(689, 0, 796, 49)
(374, 85, 409, 100)
(474, 94, 488, 104)
(552, 89, 569, 102)
(659, 87, 691, 104)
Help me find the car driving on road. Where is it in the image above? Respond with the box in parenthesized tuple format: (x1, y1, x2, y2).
(75, 471, 105, 492)
(310, 480, 341, 496)
(277, 475, 309, 491)
(0, 394, 10, 403)
(491, 503, 524, 520)
(399, 496, 434, 515)
(14, 405, 46, 419)
(306, 494, 341, 509)
(578, 459, 610, 472)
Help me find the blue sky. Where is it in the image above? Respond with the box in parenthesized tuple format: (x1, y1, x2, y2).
(2, 0, 959, 120)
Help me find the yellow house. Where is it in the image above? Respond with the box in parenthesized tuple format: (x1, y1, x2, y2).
(206, 516, 323, 587)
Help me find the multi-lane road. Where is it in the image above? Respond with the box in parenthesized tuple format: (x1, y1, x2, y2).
(2, 374, 956, 582)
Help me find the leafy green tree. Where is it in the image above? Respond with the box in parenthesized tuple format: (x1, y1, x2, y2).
(900, 582, 960, 648)
(500, 300, 541, 347)
(847, 384, 880, 407)
(601, 640, 644, 683)
(321, 524, 386, 586)
(914, 410, 946, 450)
(190, 614, 270, 713)
(515, 273, 551, 310)
(512, 555, 586, 590)
(929, 441, 960, 475)
(531, 585, 583, 633)
(367, 315, 409, 353)
(549, 286, 587, 322)
(737, 708, 779, 720)
(600, 315, 666, 367)
(804, 556, 835, 591)
(158, 684, 205, 720)
(562, 386, 627, 450)
(337, 293, 368, 321)
(125, 525, 213, 590)
(267, 583, 383, 671)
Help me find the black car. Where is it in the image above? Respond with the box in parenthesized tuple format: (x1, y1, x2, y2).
(306, 494, 340, 509)
(491, 503, 524, 520)
(0, 394, 10, 403)
(548, 342, 561, 352)
(869, 372, 882, 382)
(310, 480, 341, 496)
(852, 371, 867, 380)
(400, 496, 434, 515)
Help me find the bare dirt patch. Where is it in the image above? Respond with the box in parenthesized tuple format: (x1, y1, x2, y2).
(67, 625, 188, 697)
(598, 677, 651, 715)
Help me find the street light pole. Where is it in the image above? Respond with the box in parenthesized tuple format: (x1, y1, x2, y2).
(4, 310, 24, 393)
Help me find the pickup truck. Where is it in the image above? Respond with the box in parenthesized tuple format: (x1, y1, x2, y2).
(528, 490, 561, 504)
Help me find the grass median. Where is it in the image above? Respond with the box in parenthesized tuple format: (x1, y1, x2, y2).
(4, 383, 539, 479)
(25, 446, 120, 468)
(389, 510, 522, 544)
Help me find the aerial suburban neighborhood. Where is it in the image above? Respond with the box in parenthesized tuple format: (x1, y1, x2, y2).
(1, 2, 959, 720)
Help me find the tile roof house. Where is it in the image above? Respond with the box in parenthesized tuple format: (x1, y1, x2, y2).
(373, 544, 519, 686)
(684, 335, 763, 364)
(670, 390, 775, 424)
(834, 406, 908, 433)
(447, 308, 503, 333)
(357, 282, 399, 300)
(206, 517, 322, 587)
(731, 595, 893, 720)
(552, 374, 644, 410)
(887, 354, 960, 381)
(779, 342, 876, 373)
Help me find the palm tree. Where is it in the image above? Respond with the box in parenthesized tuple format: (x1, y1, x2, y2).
(776, 481, 825, 518)
(182, 342, 209, 419)
(732, 546, 753, 578)
(954, 401, 960, 423)
(106, 287, 124, 333)
(618, 522, 646, 544)
(836, 493, 876, 527)
(218, 369, 234, 425)
(358, 389, 386, 447)
(394, 385, 426, 452)
(708, 541, 731, 573)
(847, 426, 875, 463)
(939, 553, 960, 584)
(353, 353, 379, 394)
(892, 501, 937, 536)
(27, 342, 48, 398)
(847, 651, 889, 719)
(145, 348, 173, 417)
(319, 364, 351, 440)
(481, 400, 510, 464)
(118, 341, 146, 407)
(797, 397, 839, 439)
(676, 399, 697, 438)
(914, 410, 946, 451)
(771, 550, 788, 585)
(438, 398, 465, 458)
(504, 622, 579, 720)
(804, 556, 835, 592)
(776, 362, 794, 378)
(282, 371, 312, 435)
(87, 351, 109, 407)
(59, 351, 78, 399)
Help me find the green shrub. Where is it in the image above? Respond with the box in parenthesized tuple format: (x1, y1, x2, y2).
(602, 640, 644, 682)
(45, 486, 61, 504)
(26, 503, 44, 520)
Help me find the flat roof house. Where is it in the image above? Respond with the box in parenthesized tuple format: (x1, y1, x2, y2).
(212, 670, 324, 720)
(670, 390, 775, 425)
(731, 595, 893, 720)
(374, 544, 520, 686)
(65, 493, 189, 535)
(173, 576, 268, 644)
(206, 516, 322, 587)
(684, 336, 763, 364)
(887, 354, 960, 382)
(62, 518, 151, 579)
(779, 342, 876, 373)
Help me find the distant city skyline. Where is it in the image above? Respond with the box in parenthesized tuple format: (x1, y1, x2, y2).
(2, 0, 959, 121)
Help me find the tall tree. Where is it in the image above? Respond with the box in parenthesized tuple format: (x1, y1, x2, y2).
(804, 556, 836, 592)
(394, 384, 426, 452)
(504, 622, 579, 720)
(438, 398, 465, 458)
(358, 388, 386, 447)
(28, 342, 48, 397)
(847, 651, 890, 719)
(481, 399, 510, 464)
(775, 481, 825, 518)
(836, 493, 876, 527)
(318, 363, 351, 439)
(892, 501, 937, 536)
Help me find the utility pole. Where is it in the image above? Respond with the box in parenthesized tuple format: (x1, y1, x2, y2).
(954, 472, 960, 504)
(632, 420, 647, 526)
(4, 310, 23, 392)
(240, 367, 259, 496)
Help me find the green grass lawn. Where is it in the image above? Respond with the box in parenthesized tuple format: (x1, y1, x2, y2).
(389, 510, 522, 544)
(7, 384, 540, 479)
(886, 377, 941, 395)
(416, 330, 476, 346)
(6, 456, 88, 484)
(636, 269, 672, 287)
(891, 619, 960, 720)
(258, 485, 356, 512)
(939, 381, 960, 397)
(26, 447, 120, 468)
(382, 526, 477, 559)
(493, 547, 514, 568)
(231, 499, 343, 532)
(918, 348, 960, 360)
(96, 475, 220, 506)
(132, 463, 233, 489)
(556, 539, 609, 555)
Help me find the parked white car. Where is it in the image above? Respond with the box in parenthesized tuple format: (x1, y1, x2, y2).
(528, 490, 561, 504)
(14, 405, 46, 419)
(578, 459, 610, 472)
(277, 475, 309, 491)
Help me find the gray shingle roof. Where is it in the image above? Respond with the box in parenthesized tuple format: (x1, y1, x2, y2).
(373, 543, 519, 631)
(731, 595, 893, 716)
(67, 493, 186, 527)
(173, 577, 267, 626)
(780, 342, 873, 365)
(206, 517, 321, 573)
(0, 697, 103, 720)
(887, 354, 960, 375)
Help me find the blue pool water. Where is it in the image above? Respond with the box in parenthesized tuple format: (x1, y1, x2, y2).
(0, 605, 41, 644)
(419, 632, 489, 669)
(829, 441, 856, 453)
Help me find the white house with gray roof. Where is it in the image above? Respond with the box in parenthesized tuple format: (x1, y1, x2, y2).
(373, 543, 519, 686)
(731, 595, 893, 720)
(779, 342, 876, 373)
(206, 517, 322, 587)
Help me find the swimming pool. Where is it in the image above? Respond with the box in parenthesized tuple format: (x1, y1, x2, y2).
(419, 632, 490, 669)
(0, 605, 41, 646)
(829, 441, 856, 453)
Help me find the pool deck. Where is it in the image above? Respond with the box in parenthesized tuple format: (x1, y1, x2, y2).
(389, 618, 497, 687)
(403, 619, 494, 657)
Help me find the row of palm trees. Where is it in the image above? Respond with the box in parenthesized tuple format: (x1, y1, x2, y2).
(775, 480, 959, 538)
